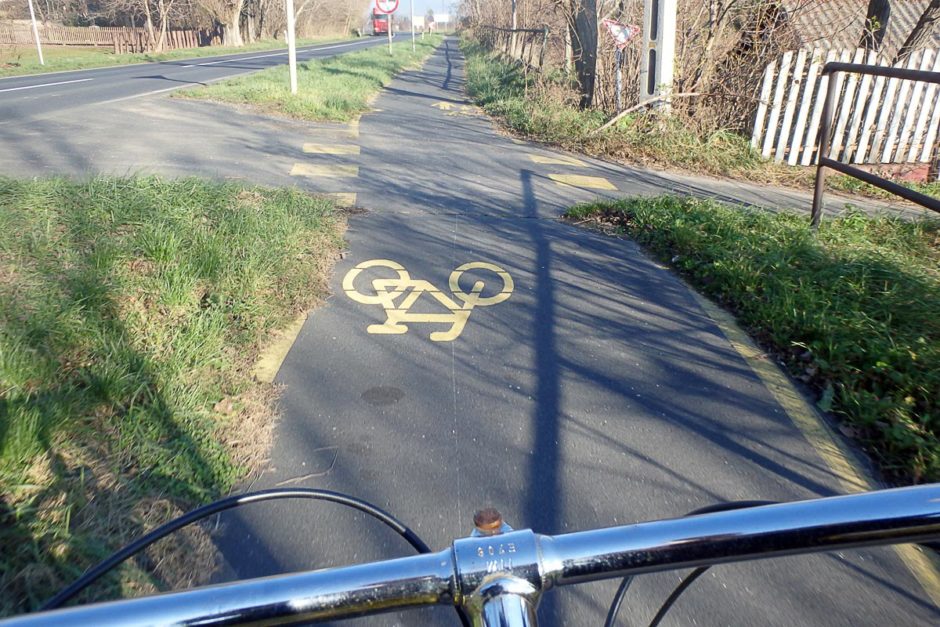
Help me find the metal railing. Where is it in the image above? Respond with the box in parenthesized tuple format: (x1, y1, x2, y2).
(811, 62, 940, 227)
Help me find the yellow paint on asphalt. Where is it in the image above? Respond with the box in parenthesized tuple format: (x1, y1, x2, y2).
(322, 192, 357, 207)
(290, 163, 359, 178)
(252, 313, 307, 383)
(530, 154, 586, 166)
(432, 101, 455, 110)
(446, 105, 484, 117)
(347, 119, 360, 138)
(691, 290, 940, 608)
(549, 174, 617, 190)
(303, 143, 361, 155)
(343, 259, 513, 342)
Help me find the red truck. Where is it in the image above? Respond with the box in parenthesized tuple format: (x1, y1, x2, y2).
(372, 10, 389, 35)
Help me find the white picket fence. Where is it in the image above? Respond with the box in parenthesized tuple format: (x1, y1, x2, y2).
(750, 47, 940, 171)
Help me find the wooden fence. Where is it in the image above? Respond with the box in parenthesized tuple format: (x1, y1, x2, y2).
(751, 47, 940, 173)
(0, 23, 202, 53)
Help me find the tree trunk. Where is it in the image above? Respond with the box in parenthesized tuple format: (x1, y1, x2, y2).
(572, 0, 598, 108)
(859, 0, 891, 51)
(142, 0, 157, 49)
(155, 0, 169, 52)
(224, 0, 245, 46)
(895, 0, 940, 64)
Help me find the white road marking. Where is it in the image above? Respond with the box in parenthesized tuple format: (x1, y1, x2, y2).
(0, 78, 93, 93)
(192, 39, 373, 67)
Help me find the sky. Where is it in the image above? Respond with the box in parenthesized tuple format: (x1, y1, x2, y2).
(383, 0, 459, 20)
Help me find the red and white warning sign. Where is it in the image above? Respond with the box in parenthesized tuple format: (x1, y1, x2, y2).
(375, 0, 399, 14)
(602, 19, 641, 50)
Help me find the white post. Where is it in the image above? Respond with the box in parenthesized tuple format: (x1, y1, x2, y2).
(387, 10, 393, 55)
(639, 0, 677, 110)
(285, 0, 298, 94)
(27, 0, 44, 66)
(411, 0, 415, 52)
(510, 0, 517, 57)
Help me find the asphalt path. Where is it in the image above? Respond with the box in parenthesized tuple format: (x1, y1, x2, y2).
(0, 32, 935, 626)
(0, 36, 393, 123)
(209, 39, 940, 626)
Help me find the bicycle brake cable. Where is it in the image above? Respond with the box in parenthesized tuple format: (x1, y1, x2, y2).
(604, 500, 778, 627)
(41, 488, 442, 612)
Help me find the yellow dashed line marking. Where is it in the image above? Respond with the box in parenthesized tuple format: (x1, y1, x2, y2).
(303, 143, 360, 155)
(530, 154, 586, 166)
(549, 174, 617, 190)
(691, 290, 940, 608)
(290, 163, 358, 178)
(322, 192, 357, 207)
(252, 313, 307, 383)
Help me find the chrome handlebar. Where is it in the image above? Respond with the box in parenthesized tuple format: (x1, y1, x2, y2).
(4, 485, 940, 626)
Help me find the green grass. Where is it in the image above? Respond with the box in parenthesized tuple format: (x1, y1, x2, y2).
(461, 37, 940, 198)
(461, 38, 776, 180)
(566, 196, 940, 483)
(828, 174, 940, 201)
(179, 35, 443, 121)
(0, 177, 343, 614)
(0, 36, 352, 78)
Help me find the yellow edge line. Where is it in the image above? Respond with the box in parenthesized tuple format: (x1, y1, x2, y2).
(252, 313, 308, 383)
(690, 290, 940, 608)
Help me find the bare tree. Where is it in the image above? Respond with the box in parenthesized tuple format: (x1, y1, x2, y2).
(895, 0, 940, 63)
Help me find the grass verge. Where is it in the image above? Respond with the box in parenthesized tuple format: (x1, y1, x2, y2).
(0, 177, 343, 615)
(565, 196, 940, 483)
(461, 37, 940, 201)
(178, 35, 443, 122)
(0, 36, 351, 78)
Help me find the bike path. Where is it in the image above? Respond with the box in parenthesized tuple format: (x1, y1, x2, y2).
(215, 39, 939, 625)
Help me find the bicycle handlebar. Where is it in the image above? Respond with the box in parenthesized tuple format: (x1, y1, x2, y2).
(4, 485, 940, 626)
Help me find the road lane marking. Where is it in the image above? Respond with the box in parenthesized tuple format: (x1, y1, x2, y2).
(343, 260, 513, 342)
(432, 101, 456, 110)
(290, 163, 358, 178)
(529, 154, 586, 166)
(0, 78, 92, 93)
(691, 290, 940, 608)
(252, 313, 308, 383)
(192, 39, 374, 67)
(321, 192, 357, 206)
(303, 143, 360, 155)
(549, 174, 617, 190)
(446, 105, 484, 117)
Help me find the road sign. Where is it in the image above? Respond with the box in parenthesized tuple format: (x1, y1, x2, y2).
(375, 0, 398, 14)
(601, 18, 640, 51)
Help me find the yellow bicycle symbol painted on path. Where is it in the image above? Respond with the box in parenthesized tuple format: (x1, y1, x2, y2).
(342, 259, 514, 342)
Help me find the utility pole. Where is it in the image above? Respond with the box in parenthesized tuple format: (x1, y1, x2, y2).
(411, 0, 415, 52)
(387, 12, 393, 55)
(27, 0, 44, 66)
(639, 0, 677, 111)
(285, 0, 298, 94)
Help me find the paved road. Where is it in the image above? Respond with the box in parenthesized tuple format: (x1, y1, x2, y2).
(208, 39, 939, 626)
(1, 33, 935, 626)
(0, 36, 393, 123)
